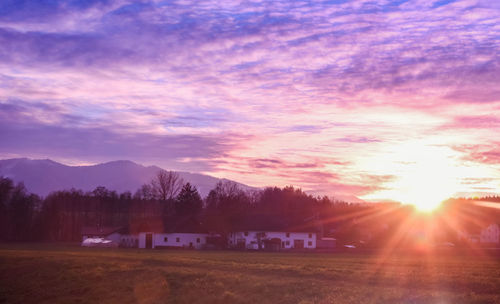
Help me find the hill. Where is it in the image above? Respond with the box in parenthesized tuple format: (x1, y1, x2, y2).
(0, 158, 255, 198)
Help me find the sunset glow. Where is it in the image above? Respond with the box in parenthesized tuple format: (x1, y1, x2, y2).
(1, 2, 500, 303)
(0, 0, 499, 202)
(360, 141, 463, 211)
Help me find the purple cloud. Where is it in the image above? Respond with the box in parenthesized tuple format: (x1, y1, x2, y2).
(0, 0, 499, 200)
(0, 99, 242, 172)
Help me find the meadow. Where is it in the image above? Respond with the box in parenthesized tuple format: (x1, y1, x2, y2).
(0, 244, 499, 304)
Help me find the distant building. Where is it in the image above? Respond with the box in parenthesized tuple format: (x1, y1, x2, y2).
(83, 227, 319, 251)
(138, 232, 211, 249)
(228, 231, 316, 250)
(120, 234, 139, 248)
(81, 226, 124, 243)
(81, 226, 138, 248)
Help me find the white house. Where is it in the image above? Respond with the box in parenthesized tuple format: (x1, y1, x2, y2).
(228, 231, 316, 250)
(120, 234, 139, 248)
(138, 232, 210, 249)
(480, 224, 499, 244)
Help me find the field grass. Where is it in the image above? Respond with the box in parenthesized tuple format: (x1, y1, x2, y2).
(0, 244, 499, 304)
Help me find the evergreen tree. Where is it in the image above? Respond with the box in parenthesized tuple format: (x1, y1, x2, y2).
(175, 183, 202, 216)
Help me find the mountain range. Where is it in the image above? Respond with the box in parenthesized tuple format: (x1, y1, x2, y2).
(0, 158, 255, 198)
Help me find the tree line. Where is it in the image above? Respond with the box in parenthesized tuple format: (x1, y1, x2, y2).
(1, 171, 499, 247)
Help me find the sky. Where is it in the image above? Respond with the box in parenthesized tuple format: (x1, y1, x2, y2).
(0, 0, 499, 204)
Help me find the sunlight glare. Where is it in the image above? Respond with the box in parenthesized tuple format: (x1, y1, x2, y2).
(360, 141, 461, 211)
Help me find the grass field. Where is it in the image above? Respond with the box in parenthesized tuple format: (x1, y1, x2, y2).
(0, 244, 499, 304)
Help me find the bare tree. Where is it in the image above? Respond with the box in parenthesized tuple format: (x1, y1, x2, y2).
(151, 170, 184, 201)
(134, 184, 154, 200)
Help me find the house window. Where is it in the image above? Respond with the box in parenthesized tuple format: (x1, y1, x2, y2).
(197, 238, 200, 243)
(244, 231, 248, 236)
(176, 237, 180, 242)
(164, 237, 168, 242)
(286, 233, 290, 238)
(308, 241, 312, 246)
(309, 233, 312, 238)
(286, 240, 290, 246)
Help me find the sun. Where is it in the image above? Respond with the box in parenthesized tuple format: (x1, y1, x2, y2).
(387, 169, 453, 212)
(395, 183, 448, 212)
(412, 199, 443, 212)
(360, 141, 460, 212)
(389, 149, 460, 212)
(390, 153, 458, 212)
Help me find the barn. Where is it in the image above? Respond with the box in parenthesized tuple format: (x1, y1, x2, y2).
(138, 232, 211, 249)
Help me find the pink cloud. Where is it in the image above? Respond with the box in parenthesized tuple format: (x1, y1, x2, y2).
(0, 0, 499, 199)
(453, 144, 500, 165)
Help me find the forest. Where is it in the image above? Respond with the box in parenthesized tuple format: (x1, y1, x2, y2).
(1, 170, 499, 247)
